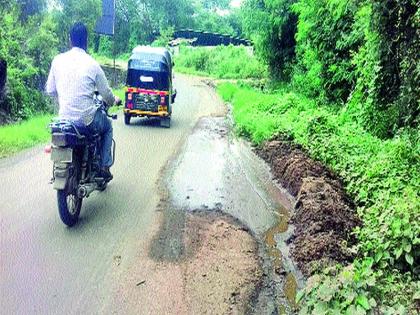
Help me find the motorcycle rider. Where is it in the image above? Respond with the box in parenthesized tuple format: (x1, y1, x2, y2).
(46, 22, 120, 180)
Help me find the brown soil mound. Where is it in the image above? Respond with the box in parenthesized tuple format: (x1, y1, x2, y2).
(108, 212, 261, 314)
(257, 139, 361, 276)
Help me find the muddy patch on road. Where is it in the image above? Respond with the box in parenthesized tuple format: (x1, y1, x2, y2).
(148, 116, 304, 314)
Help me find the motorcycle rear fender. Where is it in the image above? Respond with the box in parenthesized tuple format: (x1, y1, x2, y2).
(53, 163, 69, 190)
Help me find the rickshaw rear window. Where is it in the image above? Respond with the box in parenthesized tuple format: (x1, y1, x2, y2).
(128, 59, 162, 71)
(126, 69, 170, 90)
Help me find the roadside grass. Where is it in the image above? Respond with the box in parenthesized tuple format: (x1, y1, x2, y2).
(218, 82, 420, 313)
(0, 115, 53, 158)
(174, 45, 267, 79)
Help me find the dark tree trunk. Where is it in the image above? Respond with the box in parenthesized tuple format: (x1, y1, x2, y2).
(0, 59, 7, 99)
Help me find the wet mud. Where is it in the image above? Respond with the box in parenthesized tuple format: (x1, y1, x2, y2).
(151, 115, 305, 314)
(257, 140, 361, 276)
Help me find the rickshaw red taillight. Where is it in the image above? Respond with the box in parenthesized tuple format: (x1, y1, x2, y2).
(160, 96, 166, 105)
(127, 93, 133, 100)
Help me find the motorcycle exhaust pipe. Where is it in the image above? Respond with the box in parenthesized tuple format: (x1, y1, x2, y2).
(77, 183, 97, 198)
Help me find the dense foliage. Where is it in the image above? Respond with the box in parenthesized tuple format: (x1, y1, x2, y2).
(175, 45, 267, 79)
(241, 0, 297, 79)
(229, 4, 420, 308)
(218, 82, 419, 313)
(242, 0, 419, 138)
(0, 3, 56, 119)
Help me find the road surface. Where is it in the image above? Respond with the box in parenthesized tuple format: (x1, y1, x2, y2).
(0, 74, 226, 314)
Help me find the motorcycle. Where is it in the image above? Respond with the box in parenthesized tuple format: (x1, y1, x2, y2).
(47, 93, 118, 226)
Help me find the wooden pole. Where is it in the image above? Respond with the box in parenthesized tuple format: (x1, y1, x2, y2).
(113, 35, 116, 87)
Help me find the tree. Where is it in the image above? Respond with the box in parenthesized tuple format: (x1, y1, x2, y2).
(241, 0, 297, 78)
(53, 0, 101, 51)
(16, 0, 46, 21)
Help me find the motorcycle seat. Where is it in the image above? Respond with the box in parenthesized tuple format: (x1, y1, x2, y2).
(72, 121, 97, 138)
(50, 119, 100, 147)
(50, 120, 98, 138)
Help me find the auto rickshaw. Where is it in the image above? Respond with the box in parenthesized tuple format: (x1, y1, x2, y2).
(124, 46, 176, 128)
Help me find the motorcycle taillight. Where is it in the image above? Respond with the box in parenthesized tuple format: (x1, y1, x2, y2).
(44, 144, 52, 154)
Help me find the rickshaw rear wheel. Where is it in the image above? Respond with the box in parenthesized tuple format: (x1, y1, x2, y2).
(124, 113, 131, 125)
(160, 117, 171, 128)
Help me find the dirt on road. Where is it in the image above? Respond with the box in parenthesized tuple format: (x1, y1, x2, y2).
(109, 211, 261, 315)
(184, 212, 261, 314)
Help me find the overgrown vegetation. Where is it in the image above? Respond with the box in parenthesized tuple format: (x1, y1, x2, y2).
(97, 0, 243, 58)
(213, 1, 419, 311)
(175, 45, 267, 79)
(242, 0, 419, 138)
(0, 3, 57, 120)
(218, 82, 419, 313)
(241, 0, 297, 80)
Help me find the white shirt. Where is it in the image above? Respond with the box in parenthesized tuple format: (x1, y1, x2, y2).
(46, 47, 115, 125)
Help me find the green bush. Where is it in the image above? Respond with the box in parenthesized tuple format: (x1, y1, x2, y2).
(298, 259, 419, 314)
(292, 0, 362, 103)
(218, 82, 420, 312)
(297, 260, 379, 315)
(175, 45, 267, 79)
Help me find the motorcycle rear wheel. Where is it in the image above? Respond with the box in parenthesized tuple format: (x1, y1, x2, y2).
(57, 190, 82, 227)
(57, 157, 82, 227)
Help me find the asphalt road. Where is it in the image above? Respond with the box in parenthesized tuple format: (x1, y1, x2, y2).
(0, 74, 225, 315)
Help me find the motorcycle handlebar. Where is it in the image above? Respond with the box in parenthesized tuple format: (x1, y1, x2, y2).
(101, 101, 118, 120)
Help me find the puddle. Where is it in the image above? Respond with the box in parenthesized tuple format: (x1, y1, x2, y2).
(163, 116, 305, 314)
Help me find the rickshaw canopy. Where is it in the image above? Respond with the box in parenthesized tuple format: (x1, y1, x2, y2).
(126, 46, 173, 90)
(128, 46, 172, 72)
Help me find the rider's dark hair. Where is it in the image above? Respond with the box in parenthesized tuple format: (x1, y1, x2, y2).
(70, 22, 88, 50)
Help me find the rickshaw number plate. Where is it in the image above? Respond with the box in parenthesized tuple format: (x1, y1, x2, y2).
(140, 76, 154, 82)
(51, 147, 73, 163)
